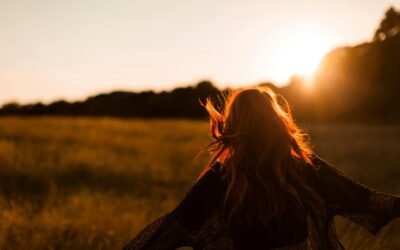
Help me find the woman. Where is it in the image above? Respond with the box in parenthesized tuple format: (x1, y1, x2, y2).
(123, 86, 400, 250)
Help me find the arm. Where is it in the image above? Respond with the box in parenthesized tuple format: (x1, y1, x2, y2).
(122, 213, 186, 250)
(312, 154, 400, 235)
(122, 162, 226, 249)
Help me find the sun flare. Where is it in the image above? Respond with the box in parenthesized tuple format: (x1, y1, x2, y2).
(254, 24, 336, 85)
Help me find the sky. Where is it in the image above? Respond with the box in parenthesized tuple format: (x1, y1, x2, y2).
(0, 0, 398, 105)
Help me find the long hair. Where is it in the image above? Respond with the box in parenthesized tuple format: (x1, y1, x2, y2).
(203, 86, 324, 225)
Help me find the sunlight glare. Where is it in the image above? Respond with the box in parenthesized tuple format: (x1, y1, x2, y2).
(253, 24, 336, 85)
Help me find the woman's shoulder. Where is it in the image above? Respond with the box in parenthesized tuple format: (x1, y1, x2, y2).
(193, 161, 227, 193)
(302, 153, 338, 178)
(198, 161, 227, 180)
(210, 160, 226, 173)
(295, 154, 337, 191)
(310, 154, 334, 170)
(308, 153, 357, 184)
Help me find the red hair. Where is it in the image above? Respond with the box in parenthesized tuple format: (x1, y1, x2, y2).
(204, 86, 323, 225)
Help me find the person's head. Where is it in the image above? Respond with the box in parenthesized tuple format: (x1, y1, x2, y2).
(204, 86, 323, 224)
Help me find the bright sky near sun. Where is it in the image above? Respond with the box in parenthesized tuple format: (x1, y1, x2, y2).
(0, 0, 398, 104)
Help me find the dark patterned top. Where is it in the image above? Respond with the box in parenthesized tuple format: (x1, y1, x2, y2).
(123, 155, 400, 250)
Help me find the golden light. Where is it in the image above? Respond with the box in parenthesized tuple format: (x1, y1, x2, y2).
(253, 23, 336, 86)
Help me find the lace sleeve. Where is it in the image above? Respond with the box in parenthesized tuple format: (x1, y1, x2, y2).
(122, 213, 189, 250)
(122, 162, 226, 249)
(312, 155, 400, 235)
(349, 191, 398, 234)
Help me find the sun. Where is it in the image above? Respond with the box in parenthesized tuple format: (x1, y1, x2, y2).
(253, 24, 335, 86)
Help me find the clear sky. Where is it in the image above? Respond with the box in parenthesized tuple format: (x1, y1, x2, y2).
(0, 0, 398, 105)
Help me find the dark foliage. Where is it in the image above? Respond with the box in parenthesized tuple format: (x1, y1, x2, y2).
(374, 7, 400, 41)
(313, 31, 400, 122)
(0, 81, 222, 119)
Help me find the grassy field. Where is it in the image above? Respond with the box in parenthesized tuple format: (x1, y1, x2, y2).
(0, 116, 399, 250)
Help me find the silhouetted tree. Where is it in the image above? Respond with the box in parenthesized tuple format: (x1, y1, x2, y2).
(0, 102, 20, 114)
(374, 6, 400, 41)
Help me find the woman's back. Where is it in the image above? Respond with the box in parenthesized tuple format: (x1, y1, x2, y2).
(173, 162, 309, 249)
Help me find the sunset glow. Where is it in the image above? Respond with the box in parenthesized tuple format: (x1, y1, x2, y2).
(254, 24, 336, 85)
(0, 0, 395, 104)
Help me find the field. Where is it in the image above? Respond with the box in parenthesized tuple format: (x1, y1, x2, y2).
(0, 116, 399, 250)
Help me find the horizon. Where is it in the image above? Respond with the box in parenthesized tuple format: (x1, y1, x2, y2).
(1, 0, 398, 105)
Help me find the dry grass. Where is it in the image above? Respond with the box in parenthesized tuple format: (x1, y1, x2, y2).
(0, 116, 399, 249)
